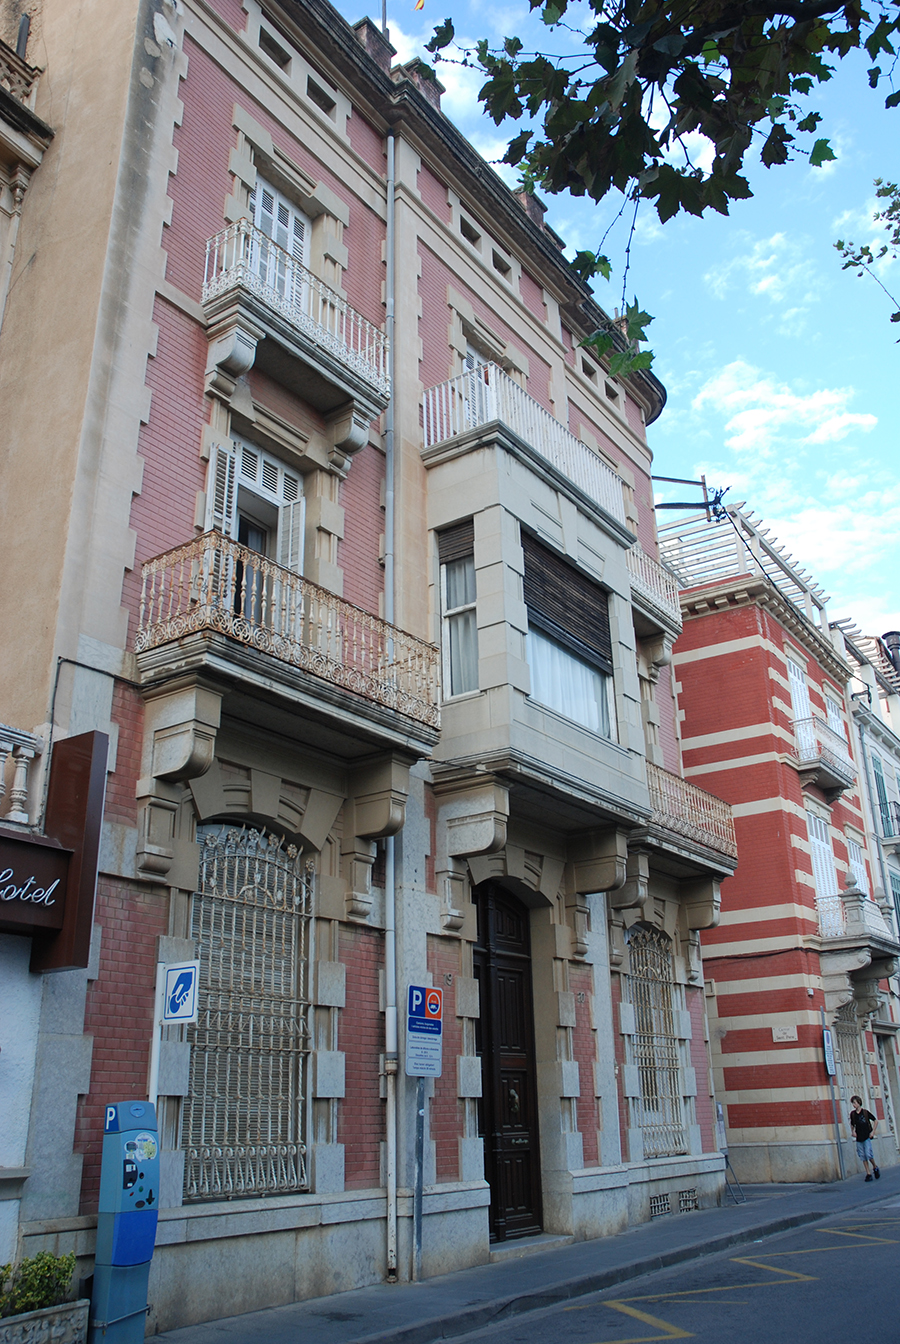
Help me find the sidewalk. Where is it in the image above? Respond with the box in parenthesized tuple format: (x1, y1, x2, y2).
(154, 1166, 900, 1344)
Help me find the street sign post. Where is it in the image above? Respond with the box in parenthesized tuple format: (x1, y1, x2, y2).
(406, 984, 443, 1282)
(148, 960, 201, 1107)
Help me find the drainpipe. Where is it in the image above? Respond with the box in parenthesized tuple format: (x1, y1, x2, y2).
(383, 127, 399, 1283)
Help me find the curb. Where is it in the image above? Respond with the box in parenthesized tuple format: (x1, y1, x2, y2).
(341, 1208, 833, 1344)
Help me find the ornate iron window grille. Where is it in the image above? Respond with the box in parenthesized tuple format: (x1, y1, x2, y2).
(626, 926, 688, 1159)
(183, 826, 313, 1201)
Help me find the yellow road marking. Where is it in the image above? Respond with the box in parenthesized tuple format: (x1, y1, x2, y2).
(563, 1216, 897, 1343)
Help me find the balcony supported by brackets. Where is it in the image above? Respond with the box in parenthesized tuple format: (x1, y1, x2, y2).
(789, 714, 857, 802)
(811, 877, 900, 1018)
(202, 220, 390, 472)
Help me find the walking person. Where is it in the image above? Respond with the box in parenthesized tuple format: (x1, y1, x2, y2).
(849, 1095, 880, 1180)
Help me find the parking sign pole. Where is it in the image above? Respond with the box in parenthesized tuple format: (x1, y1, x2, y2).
(412, 1075, 425, 1282)
(147, 962, 166, 1108)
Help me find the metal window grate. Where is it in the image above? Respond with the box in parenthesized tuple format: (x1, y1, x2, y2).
(649, 1193, 671, 1218)
(183, 827, 313, 1201)
(626, 927, 688, 1159)
(833, 1003, 867, 1107)
(678, 1188, 699, 1213)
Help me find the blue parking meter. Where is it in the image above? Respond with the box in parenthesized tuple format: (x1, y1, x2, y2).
(90, 1102, 159, 1344)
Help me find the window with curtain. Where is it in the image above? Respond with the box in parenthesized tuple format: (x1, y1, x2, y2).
(522, 531, 615, 738)
(439, 520, 478, 697)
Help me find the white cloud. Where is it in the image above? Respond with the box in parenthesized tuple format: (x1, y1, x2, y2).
(703, 232, 823, 322)
(691, 360, 877, 455)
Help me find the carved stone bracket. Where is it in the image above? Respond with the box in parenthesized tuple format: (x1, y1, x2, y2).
(679, 875, 722, 931)
(205, 312, 265, 402)
(434, 775, 510, 867)
(327, 401, 375, 477)
(136, 678, 223, 878)
(642, 633, 674, 684)
(566, 828, 630, 959)
(341, 754, 411, 921)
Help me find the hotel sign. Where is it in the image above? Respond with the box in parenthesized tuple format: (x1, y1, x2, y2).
(0, 831, 71, 936)
(0, 731, 107, 971)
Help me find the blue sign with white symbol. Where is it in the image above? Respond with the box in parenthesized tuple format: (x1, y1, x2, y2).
(162, 960, 200, 1023)
(406, 984, 443, 1077)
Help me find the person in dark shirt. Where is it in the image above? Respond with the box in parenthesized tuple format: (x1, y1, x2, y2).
(849, 1095, 879, 1180)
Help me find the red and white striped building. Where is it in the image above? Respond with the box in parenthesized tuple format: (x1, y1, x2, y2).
(661, 506, 900, 1183)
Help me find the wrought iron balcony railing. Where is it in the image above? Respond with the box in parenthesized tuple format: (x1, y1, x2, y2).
(626, 546, 683, 630)
(136, 533, 439, 728)
(791, 715, 856, 783)
(422, 363, 627, 526)
(646, 761, 738, 860)
(203, 219, 390, 398)
(0, 725, 43, 825)
(816, 883, 897, 941)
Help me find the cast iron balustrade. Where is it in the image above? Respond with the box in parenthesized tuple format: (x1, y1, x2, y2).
(203, 219, 389, 398)
(422, 363, 627, 526)
(626, 546, 683, 632)
(646, 762, 737, 860)
(791, 715, 856, 790)
(0, 725, 43, 825)
(136, 532, 439, 728)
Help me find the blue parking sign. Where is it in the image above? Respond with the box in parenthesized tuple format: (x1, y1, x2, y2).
(162, 961, 200, 1023)
(406, 984, 443, 1077)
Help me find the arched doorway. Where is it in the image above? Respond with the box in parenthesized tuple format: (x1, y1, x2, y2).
(473, 883, 542, 1240)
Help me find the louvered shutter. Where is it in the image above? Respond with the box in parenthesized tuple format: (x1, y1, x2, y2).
(873, 755, 891, 833)
(438, 519, 474, 565)
(522, 531, 612, 673)
(806, 812, 838, 898)
(787, 658, 811, 717)
(250, 178, 307, 301)
(278, 498, 305, 573)
(846, 838, 869, 895)
(206, 444, 237, 536)
(825, 696, 845, 739)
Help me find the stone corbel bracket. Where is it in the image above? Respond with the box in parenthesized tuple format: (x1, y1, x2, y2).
(327, 401, 375, 477)
(567, 828, 630, 957)
(342, 754, 411, 921)
(136, 678, 222, 878)
(679, 876, 722, 931)
(204, 310, 265, 402)
(642, 633, 674, 684)
(433, 775, 510, 936)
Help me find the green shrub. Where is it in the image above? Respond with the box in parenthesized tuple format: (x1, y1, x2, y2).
(0, 1252, 76, 1317)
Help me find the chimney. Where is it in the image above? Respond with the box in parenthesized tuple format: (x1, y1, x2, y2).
(883, 631, 900, 672)
(517, 191, 547, 230)
(395, 58, 444, 110)
(353, 17, 396, 74)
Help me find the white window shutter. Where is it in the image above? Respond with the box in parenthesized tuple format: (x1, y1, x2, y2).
(825, 697, 844, 738)
(207, 444, 237, 536)
(847, 839, 869, 894)
(787, 658, 811, 719)
(278, 498, 305, 573)
(806, 812, 837, 898)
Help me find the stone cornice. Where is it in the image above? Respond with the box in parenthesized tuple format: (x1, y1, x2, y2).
(265, 0, 667, 423)
(680, 575, 850, 683)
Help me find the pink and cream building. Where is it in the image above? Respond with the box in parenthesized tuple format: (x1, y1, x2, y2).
(0, 0, 737, 1326)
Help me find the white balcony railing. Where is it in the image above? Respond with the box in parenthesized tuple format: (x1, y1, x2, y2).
(627, 546, 683, 629)
(792, 716, 856, 783)
(136, 533, 440, 729)
(203, 219, 390, 398)
(422, 363, 627, 526)
(646, 762, 738, 860)
(0, 725, 43, 825)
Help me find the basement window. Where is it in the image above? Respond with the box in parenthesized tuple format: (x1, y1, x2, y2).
(258, 26, 291, 70)
(307, 76, 337, 117)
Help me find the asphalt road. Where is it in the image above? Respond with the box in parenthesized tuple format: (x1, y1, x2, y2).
(459, 1197, 900, 1344)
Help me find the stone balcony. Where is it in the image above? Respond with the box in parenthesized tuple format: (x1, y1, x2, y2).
(790, 715, 857, 800)
(422, 363, 629, 532)
(626, 545, 683, 638)
(135, 532, 439, 759)
(814, 877, 900, 1017)
(0, 724, 43, 826)
(202, 220, 390, 468)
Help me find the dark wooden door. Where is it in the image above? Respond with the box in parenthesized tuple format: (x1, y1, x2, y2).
(473, 884, 542, 1241)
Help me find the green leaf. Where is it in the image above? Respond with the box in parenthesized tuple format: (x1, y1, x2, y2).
(796, 112, 821, 132)
(868, 66, 882, 88)
(425, 18, 454, 54)
(700, 39, 720, 65)
(886, 89, 900, 109)
(504, 36, 523, 57)
(623, 298, 653, 344)
(761, 123, 792, 168)
(504, 129, 533, 164)
(541, 0, 564, 25)
(580, 330, 615, 359)
(809, 138, 837, 167)
(571, 250, 612, 282)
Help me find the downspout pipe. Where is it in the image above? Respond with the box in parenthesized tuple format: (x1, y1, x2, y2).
(383, 126, 399, 1283)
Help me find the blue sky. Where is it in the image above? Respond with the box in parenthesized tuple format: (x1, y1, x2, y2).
(337, 0, 900, 636)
